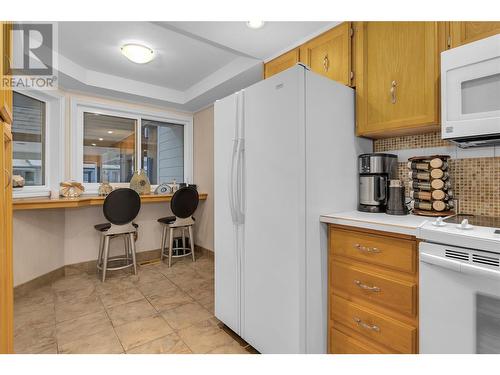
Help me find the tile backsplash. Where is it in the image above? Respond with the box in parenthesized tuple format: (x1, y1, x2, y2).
(375, 132, 500, 217)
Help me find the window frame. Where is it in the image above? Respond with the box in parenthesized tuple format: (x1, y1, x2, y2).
(71, 99, 193, 195)
(12, 90, 65, 198)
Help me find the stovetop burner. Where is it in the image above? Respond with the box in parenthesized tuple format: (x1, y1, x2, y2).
(443, 214, 500, 229)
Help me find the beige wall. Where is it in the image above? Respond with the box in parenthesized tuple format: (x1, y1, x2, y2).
(193, 106, 214, 252)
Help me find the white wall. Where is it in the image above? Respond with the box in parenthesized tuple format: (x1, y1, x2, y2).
(193, 106, 214, 252)
(13, 210, 65, 286)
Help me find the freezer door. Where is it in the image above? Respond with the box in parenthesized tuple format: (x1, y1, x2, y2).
(214, 93, 241, 334)
(242, 66, 306, 353)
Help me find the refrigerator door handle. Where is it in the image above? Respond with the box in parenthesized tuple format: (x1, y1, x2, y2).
(235, 90, 245, 224)
(229, 93, 240, 224)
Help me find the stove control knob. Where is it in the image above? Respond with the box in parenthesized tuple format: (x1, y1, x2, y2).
(432, 217, 446, 227)
(458, 219, 473, 230)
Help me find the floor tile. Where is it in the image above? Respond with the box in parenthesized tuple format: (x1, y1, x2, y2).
(127, 332, 191, 354)
(55, 293, 104, 323)
(99, 287, 144, 309)
(14, 286, 54, 312)
(54, 283, 96, 304)
(58, 326, 123, 354)
(55, 311, 113, 346)
(161, 302, 212, 330)
(14, 322, 56, 354)
(131, 267, 167, 285)
(177, 319, 235, 354)
(114, 315, 173, 351)
(107, 298, 157, 327)
(52, 274, 95, 293)
(147, 288, 193, 312)
(14, 302, 55, 331)
(136, 278, 177, 297)
(206, 342, 251, 354)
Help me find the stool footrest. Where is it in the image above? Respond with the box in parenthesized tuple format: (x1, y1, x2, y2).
(96, 256, 134, 272)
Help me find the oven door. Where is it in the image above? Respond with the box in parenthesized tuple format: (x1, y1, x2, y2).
(441, 35, 500, 140)
(419, 242, 500, 354)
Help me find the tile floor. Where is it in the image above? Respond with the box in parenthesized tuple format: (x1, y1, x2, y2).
(14, 253, 257, 354)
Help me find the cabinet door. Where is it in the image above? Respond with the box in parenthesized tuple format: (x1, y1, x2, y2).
(0, 123, 13, 354)
(1, 23, 13, 125)
(264, 48, 300, 79)
(300, 22, 352, 86)
(450, 22, 500, 48)
(356, 22, 440, 138)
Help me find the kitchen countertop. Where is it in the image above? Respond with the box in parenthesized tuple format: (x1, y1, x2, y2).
(320, 210, 430, 236)
(13, 193, 208, 211)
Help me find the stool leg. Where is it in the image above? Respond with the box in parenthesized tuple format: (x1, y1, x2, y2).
(182, 228, 186, 256)
(168, 227, 174, 268)
(97, 235, 104, 271)
(124, 235, 130, 264)
(160, 225, 167, 261)
(130, 232, 138, 275)
(188, 225, 195, 262)
(102, 235, 110, 282)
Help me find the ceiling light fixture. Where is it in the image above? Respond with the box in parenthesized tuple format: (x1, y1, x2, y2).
(107, 131, 114, 134)
(98, 138, 104, 141)
(121, 43, 155, 64)
(246, 21, 265, 29)
(91, 143, 97, 147)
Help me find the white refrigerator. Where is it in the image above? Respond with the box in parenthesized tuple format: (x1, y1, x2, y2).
(214, 64, 371, 354)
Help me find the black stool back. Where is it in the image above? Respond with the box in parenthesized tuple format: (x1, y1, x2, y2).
(171, 187, 199, 219)
(103, 188, 141, 225)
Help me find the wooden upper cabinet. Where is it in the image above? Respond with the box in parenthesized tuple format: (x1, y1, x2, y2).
(264, 48, 300, 79)
(300, 22, 352, 86)
(0, 22, 13, 125)
(450, 22, 500, 48)
(355, 22, 441, 138)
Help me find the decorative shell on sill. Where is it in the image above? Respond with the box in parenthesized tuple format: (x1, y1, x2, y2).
(130, 169, 151, 195)
(98, 182, 113, 196)
(59, 181, 85, 198)
(12, 175, 25, 188)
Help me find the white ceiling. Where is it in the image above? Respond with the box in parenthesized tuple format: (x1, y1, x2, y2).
(53, 21, 340, 112)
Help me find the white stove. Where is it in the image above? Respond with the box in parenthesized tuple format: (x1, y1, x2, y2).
(417, 215, 500, 354)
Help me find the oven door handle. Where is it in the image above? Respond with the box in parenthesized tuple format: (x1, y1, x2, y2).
(421, 252, 500, 281)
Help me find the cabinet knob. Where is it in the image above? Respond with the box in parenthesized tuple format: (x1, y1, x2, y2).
(323, 54, 329, 72)
(390, 80, 397, 104)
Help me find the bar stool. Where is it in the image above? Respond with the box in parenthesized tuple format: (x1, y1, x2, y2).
(158, 186, 199, 267)
(94, 188, 141, 282)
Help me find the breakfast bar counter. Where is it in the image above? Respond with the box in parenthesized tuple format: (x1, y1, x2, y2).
(13, 193, 208, 211)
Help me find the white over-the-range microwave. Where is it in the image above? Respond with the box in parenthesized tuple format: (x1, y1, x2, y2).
(441, 34, 500, 148)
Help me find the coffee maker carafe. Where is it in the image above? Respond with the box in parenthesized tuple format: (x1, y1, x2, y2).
(358, 153, 397, 213)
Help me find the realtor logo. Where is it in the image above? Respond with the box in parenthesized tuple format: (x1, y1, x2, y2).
(2, 22, 58, 90)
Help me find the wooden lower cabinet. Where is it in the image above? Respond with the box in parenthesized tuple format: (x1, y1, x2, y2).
(328, 224, 418, 354)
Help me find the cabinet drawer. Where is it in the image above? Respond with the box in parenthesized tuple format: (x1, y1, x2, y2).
(331, 261, 417, 317)
(330, 228, 416, 273)
(330, 327, 383, 354)
(331, 295, 416, 353)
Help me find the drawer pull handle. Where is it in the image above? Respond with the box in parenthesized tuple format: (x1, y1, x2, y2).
(354, 280, 381, 292)
(354, 317, 380, 332)
(390, 80, 397, 104)
(354, 244, 381, 253)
